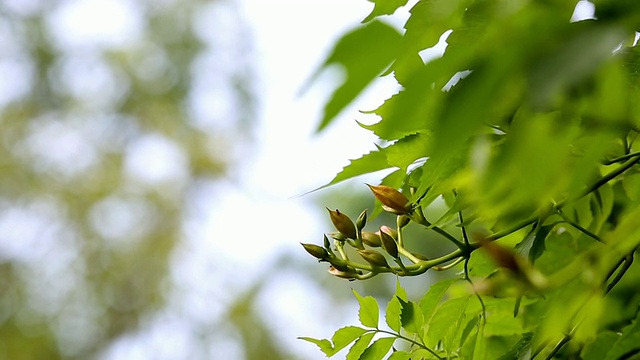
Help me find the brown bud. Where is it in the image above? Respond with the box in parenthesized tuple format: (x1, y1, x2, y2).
(479, 239, 521, 273)
(367, 184, 412, 215)
(361, 231, 382, 247)
(379, 226, 398, 258)
(357, 249, 389, 268)
(327, 208, 357, 239)
(301, 243, 329, 260)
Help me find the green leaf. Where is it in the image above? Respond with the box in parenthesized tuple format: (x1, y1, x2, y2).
(387, 350, 411, 360)
(459, 315, 479, 348)
(383, 133, 430, 171)
(496, 333, 533, 360)
(362, 0, 409, 23)
(299, 326, 370, 357)
(331, 326, 370, 356)
(426, 296, 470, 348)
(309, 21, 402, 131)
(353, 289, 380, 328)
(298, 337, 334, 356)
(360, 90, 436, 140)
(360, 337, 396, 360)
(515, 224, 554, 264)
(482, 298, 525, 336)
(604, 312, 640, 360)
(398, 297, 424, 337)
(582, 331, 619, 360)
(347, 332, 375, 360)
(319, 149, 390, 190)
(386, 280, 408, 332)
(419, 278, 456, 324)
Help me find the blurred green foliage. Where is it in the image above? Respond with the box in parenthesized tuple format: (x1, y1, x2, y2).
(0, 0, 288, 358)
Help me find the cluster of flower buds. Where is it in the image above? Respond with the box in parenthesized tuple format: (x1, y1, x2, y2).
(301, 184, 433, 280)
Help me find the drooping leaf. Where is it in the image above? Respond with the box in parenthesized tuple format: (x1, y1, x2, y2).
(360, 337, 396, 360)
(298, 337, 334, 356)
(353, 289, 380, 328)
(362, 0, 409, 23)
(308, 21, 402, 131)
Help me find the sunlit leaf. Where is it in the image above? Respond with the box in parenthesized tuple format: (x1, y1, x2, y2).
(309, 21, 402, 131)
(353, 289, 380, 328)
(360, 337, 396, 360)
(362, 0, 409, 23)
(331, 326, 369, 356)
(347, 332, 375, 360)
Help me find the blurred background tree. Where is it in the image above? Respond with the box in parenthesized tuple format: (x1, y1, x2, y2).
(0, 0, 266, 358)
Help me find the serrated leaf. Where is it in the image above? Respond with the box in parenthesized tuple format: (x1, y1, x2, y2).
(360, 337, 396, 360)
(360, 90, 434, 140)
(419, 279, 456, 324)
(298, 337, 334, 356)
(386, 281, 408, 332)
(362, 0, 409, 23)
(398, 297, 424, 337)
(307, 21, 402, 132)
(331, 326, 369, 356)
(317, 149, 390, 191)
(353, 289, 380, 328)
(347, 332, 375, 360)
(383, 133, 430, 171)
(387, 350, 411, 360)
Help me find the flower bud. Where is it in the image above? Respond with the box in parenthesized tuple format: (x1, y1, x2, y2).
(361, 231, 382, 247)
(327, 208, 357, 239)
(380, 225, 398, 239)
(328, 265, 357, 280)
(367, 184, 412, 215)
(357, 249, 389, 268)
(301, 243, 329, 260)
(356, 209, 367, 231)
(328, 231, 347, 242)
(379, 226, 398, 258)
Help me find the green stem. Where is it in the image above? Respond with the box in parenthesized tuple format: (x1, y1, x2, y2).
(602, 150, 640, 165)
(375, 329, 443, 360)
(413, 207, 466, 250)
(557, 213, 602, 242)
